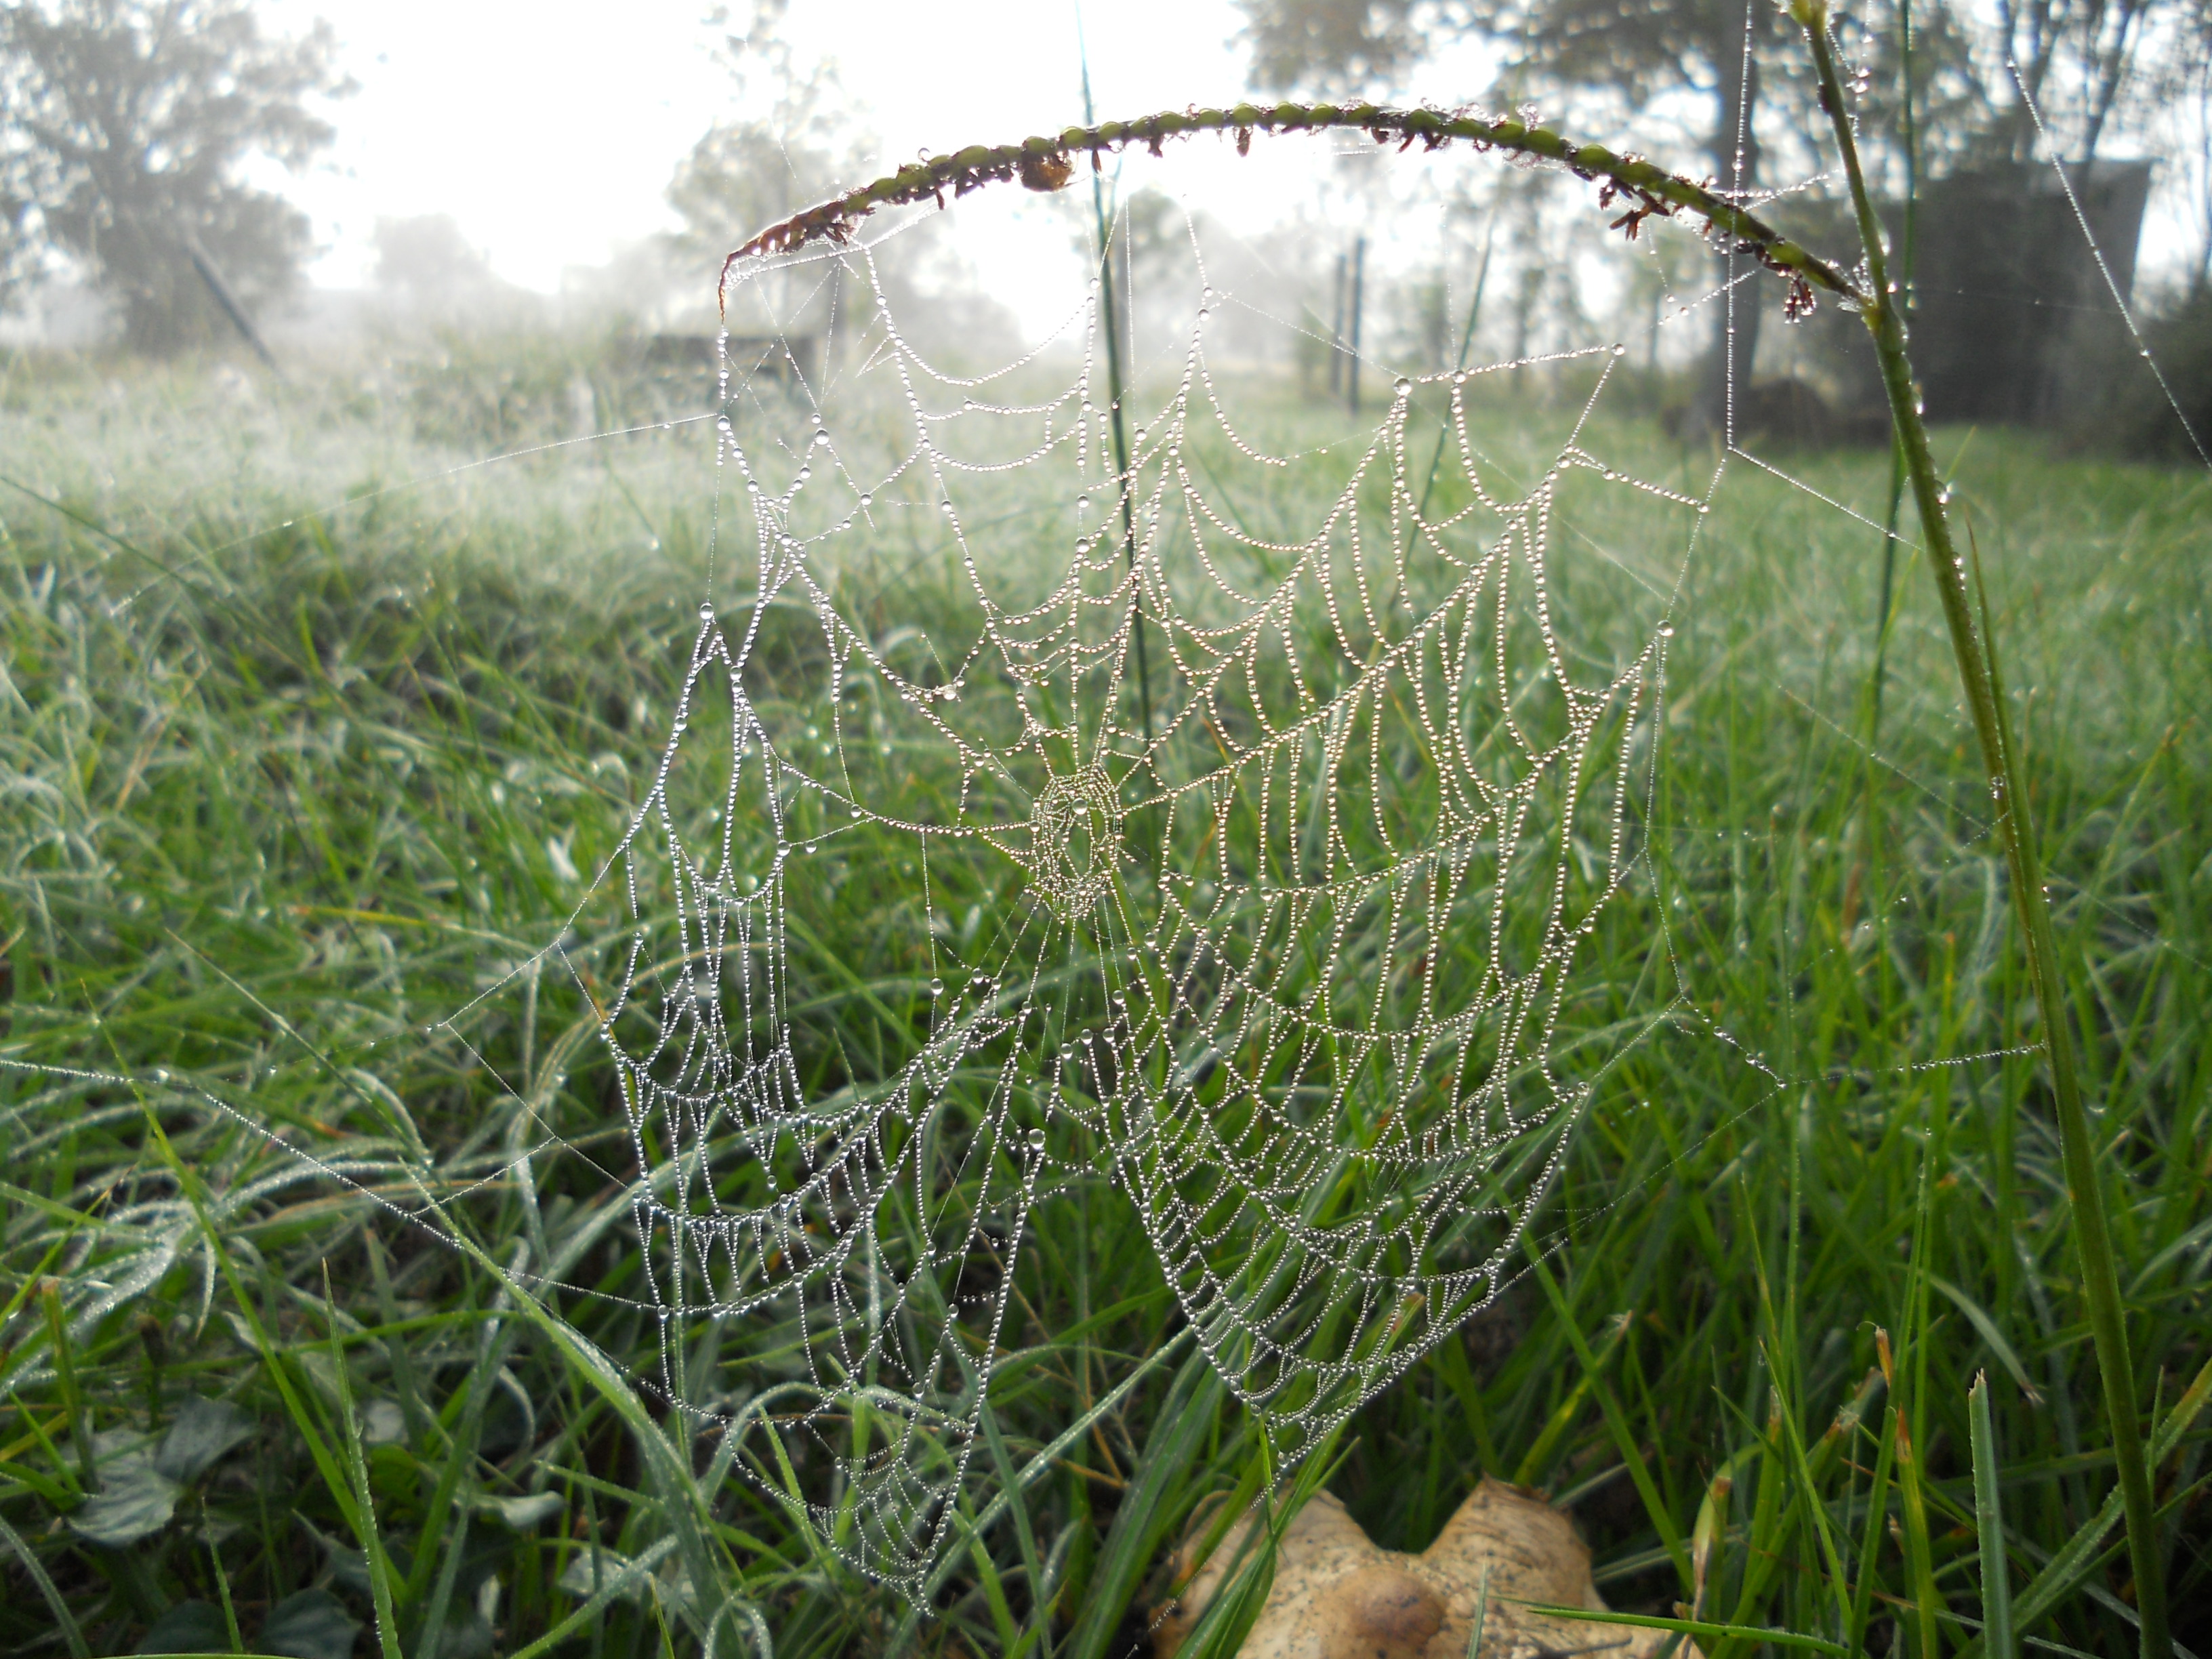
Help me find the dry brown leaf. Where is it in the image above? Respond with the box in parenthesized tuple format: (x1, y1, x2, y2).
(1153, 1478, 1689, 1659)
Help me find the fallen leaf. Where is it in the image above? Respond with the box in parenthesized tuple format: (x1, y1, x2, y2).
(1155, 1478, 1689, 1659)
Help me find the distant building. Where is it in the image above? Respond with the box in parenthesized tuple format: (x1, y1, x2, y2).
(1901, 161, 2152, 428)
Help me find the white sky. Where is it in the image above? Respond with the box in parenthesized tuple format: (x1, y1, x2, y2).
(270, 1, 1267, 287)
(258, 0, 1502, 333)
(254, 0, 2198, 332)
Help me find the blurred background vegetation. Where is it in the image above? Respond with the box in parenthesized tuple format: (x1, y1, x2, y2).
(3, 0, 2209, 453)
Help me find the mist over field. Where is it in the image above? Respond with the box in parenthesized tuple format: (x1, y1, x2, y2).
(7, 0, 2211, 438)
(1, 4, 2207, 1658)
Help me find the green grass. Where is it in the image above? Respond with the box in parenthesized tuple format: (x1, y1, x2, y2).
(0, 346, 2207, 1659)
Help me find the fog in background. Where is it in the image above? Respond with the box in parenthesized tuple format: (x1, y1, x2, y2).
(5, 0, 2209, 455)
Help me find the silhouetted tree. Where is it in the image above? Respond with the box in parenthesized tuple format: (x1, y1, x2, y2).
(665, 102, 854, 348)
(1993, 0, 2178, 161)
(667, 0, 1019, 369)
(668, 0, 848, 264)
(1242, 0, 1431, 92)
(372, 213, 514, 320)
(0, 0, 350, 352)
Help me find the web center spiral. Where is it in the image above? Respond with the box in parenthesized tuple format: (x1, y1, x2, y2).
(1025, 762, 1123, 915)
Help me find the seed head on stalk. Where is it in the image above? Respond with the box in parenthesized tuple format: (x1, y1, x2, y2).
(716, 101, 1859, 320)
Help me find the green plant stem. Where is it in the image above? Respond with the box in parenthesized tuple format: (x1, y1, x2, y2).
(1079, 60, 1153, 748)
(1856, 0, 1920, 922)
(1794, 6, 2169, 1653)
(1893, 1408, 1944, 1656)
(1969, 1372, 2017, 1659)
(1870, 0, 1922, 742)
(1846, 1360, 1899, 1654)
(40, 1285, 94, 1491)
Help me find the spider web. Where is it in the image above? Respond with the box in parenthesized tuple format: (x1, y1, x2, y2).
(13, 33, 2178, 1611)
(520, 209, 1704, 1588)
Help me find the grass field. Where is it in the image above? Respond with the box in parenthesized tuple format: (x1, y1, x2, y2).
(1, 344, 2207, 1659)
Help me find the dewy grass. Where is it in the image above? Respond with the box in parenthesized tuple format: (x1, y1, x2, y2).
(3, 109, 2211, 1659)
(2, 356, 2205, 1654)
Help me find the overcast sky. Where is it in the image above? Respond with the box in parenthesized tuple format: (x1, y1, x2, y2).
(251, 0, 2198, 339)
(267, 1, 1271, 287)
(255, 1, 1509, 333)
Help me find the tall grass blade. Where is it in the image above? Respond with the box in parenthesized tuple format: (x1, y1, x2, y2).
(1969, 1372, 2016, 1659)
(1063, 1343, 1226, 1659)
(321, 1267, 405, 1659)
(0, 1510, 89, 1659)
(1793, 5, 2171, 1649)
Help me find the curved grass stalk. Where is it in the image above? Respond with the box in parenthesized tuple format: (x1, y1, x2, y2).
(720, 102, 1856, 314)
(1791, 3, 2169, 1651)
